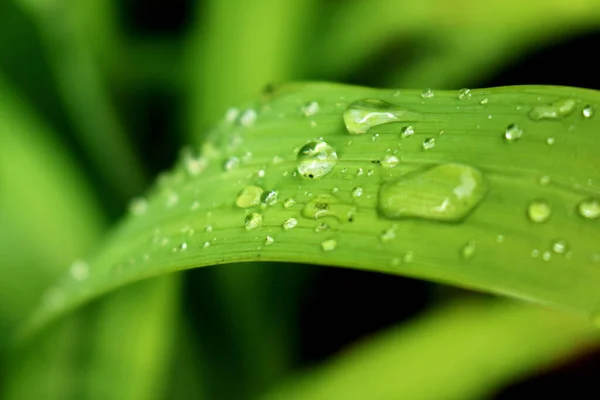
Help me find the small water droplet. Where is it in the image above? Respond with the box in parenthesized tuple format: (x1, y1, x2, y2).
(352, 186, 363, 198)
(421, 88, 434, 99)
(177, 242, 188, 252)
(302, 101, 319, 117)
(480, 98, 489, 105)
(372, 133, 380, 142)
(528, 98, 577, 120)
(531, 249, 540, 258)
(205, 225, 213, 233)
(314, 222, 329, 232)
(166, 192, 179, 208)
(380, 225, 397, 242)
(283, 218, 298, 230)
(129, 197, 148, 216)
(546, 137, 555, 145)
(302, 195, 356, 222)
(458, 88, 472, 100)
(240, 109, 257, 126)
(504, 124, 523, 142)
(578, 198, 600, 219)
(321, 239, 337, 252)
(542, 251, 552, 261)
(381, 154, 400, 168)
(538, 175, 552, 186)
(245, 212, 263, 230)
(582, 105, 594, 118)
(401, 125, 414, 138)
(260, 190, 278, 208)
(551, 239, 568, 254)
(296, 141, 338, 179)
(356, 168, 364, 177)
(69, 259, 89, 281)
(283, 198, 296, 208)
(265, 236, 274, 246)
(461, 241, 476, 259)
(422, 137, 436, 150)
(496, 234, 505, 244)
(403, 251, 414, 263)
(203, 241, 211, 249)
(223, 156, 240, 172)
(527, 200, 551, 223)
(378, 163, 487, 221)
(343, 99, 422, 134)
(236, 186, 264, 208)
(225, 107, 240, 123)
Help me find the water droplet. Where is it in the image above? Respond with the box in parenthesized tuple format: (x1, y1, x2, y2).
(480, 98, 489, 105)
(225, 107, 240, 123)
(542, 251, 552, 262)
(578, 198, 600, 219)
(352, 187, 363, 198)
(401, 125, 414, 138)
(240, 109, 257, 126)
(528, 98, 577, 120)
(458, 88, 472, 100)
(378, 163, 487, 221)
(129, 197, 148, 216)
(296, 141, 338, 179)
(504, 124, 523, 142)
(236, 186, 264, 208)
(203, 241, 211, 249)
(421, 88, 434, 99)
(538, 175, 551, 186)
(546, 137, 555, 145)
(372, 133, 380, 142)
(551, 239, 568, 254)
(531, 249, 540, 258)
(177, 242, 188, 252)
(381, 154, 400, 168)
(356, 168, 364, 177)
(283, 198, 296, 208)
(283, 218, 298, 230)
(69, 259, 89, 281)
(314, 222, 329, 232)
(223, 156, 240, 172)
(321, 239, 338, 252)
(205, 225, 213, 233)
(302, 101, 319, 117)
(260, 190, 278, 208)
(583, 105, 594, 118)
(302, 195, 356, 222)
(265, 236, 274, 246)
(527, 200, 551, 223)
(245, 212, 263, 230)
(343, 99, 422, 134)
(422, 137, 436, 150)
(496, 234, 505, 244)
(403, 251, 414, 263)
(166, 192, 179, 208)
(380, 226, 396, 242)
(461, 241, 476, 259)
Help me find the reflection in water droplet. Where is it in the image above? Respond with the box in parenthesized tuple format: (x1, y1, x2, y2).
(527, 200, 551, 223)
(283, 198, 296, 208)
(302, 195, 356, 222)
(70, 259, 89, 281)
(458, 88, 472, 100)
(378, 163, 487, 221)
(381, 154, 400, 168)
(296, 141, 338, 179)
(302, 101, 319, 117)
(265, 236, 274, 246)
(245, 213, 263, 230)
(236, 186, 264, 208)
(578, 199, 600, 219)
(528, 98, 577, 120)
(260, 190, 278, 208)
(551, 239, 568, 254)
(583, 105, 594, 118)
(504, 124, 523, 142)
(343, 99, 422, 135)
(401, 125, 415, 138)
(352, 187, 363, 198)
(321, 239, 338, 252)
(421, 88, 434, 99)
(283, 218, 298, 230)
(422, 137, 436, 150)
(240, 109, 257, 126)
(461, 241, 476, 259)
(129, 197, 148, 216)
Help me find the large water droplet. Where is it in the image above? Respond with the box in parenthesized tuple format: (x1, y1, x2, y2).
(578, 199, 600, 219)
(528, 98, 577, 120)
(260, 190, 278, 208)
(236, 186, 264, 208)
(321, 239, 338, 252)
(301, 194, 356, 222)
(343, 99, 422, 135)
(527, 200, 551, 223)
(245, 212, 263, 230)
(504, 124, 523, 142)
(582, 105, 594, 118)
(381, 154, 400, 168)
(283, 218, 298, 230)
(296, 141, 338, 179)
(378, 163, 487, 221)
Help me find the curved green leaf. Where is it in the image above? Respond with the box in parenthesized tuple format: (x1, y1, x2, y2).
(19, 83, 600, 339)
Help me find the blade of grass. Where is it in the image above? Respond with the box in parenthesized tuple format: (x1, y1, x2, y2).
(18, 83, 600, 340)
(261, 299, 600, 400)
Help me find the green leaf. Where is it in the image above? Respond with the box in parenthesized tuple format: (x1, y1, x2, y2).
(19, 83, 600, 340)
(261, 299, 600, 400)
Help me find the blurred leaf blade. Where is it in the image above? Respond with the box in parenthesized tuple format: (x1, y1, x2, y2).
(262, 299, 600, 400)
(19, 82, 600, 340)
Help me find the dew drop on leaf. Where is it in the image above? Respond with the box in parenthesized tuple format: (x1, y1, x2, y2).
(314, 222, 329, 232)
(236, 186, 264, 208)
(378, 163, 487, 221)
(380, 226, 396, 242)
(244, 212, 263, 230)
(265, 236, 274, 246)
(504, 124, 523, 142)
(458, 88, 471, 100)
(260, 190, 278, 208)
(551, 239, 568, 254)
(381, 154, 400, 168)
(283, 218, 298, 230)
(422, 137, 436, 150)
(461, 241, 476, 259)
(283, 198, 296, 208)
(302, 101, 319, 117)
(582, 105, 594, 118)
(129, 197, 148, 216)
(352, 186, 364, 198)
(527, 200, 551, 223)
(401, 125, 415, 138)
(343, 98, 422, 135)
(302, 194, 356, 222)
(296, 141, 338, 179)
(421, 88, 434, 99)
(223, 156, 240, 172)
(321, 239, 338, 252)
(239, 109, 257, 126)
(578, 198, 600, 219)
(528, 98, 577, 120)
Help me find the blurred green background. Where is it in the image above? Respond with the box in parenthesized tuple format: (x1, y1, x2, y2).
(1, 0, 599, 399)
